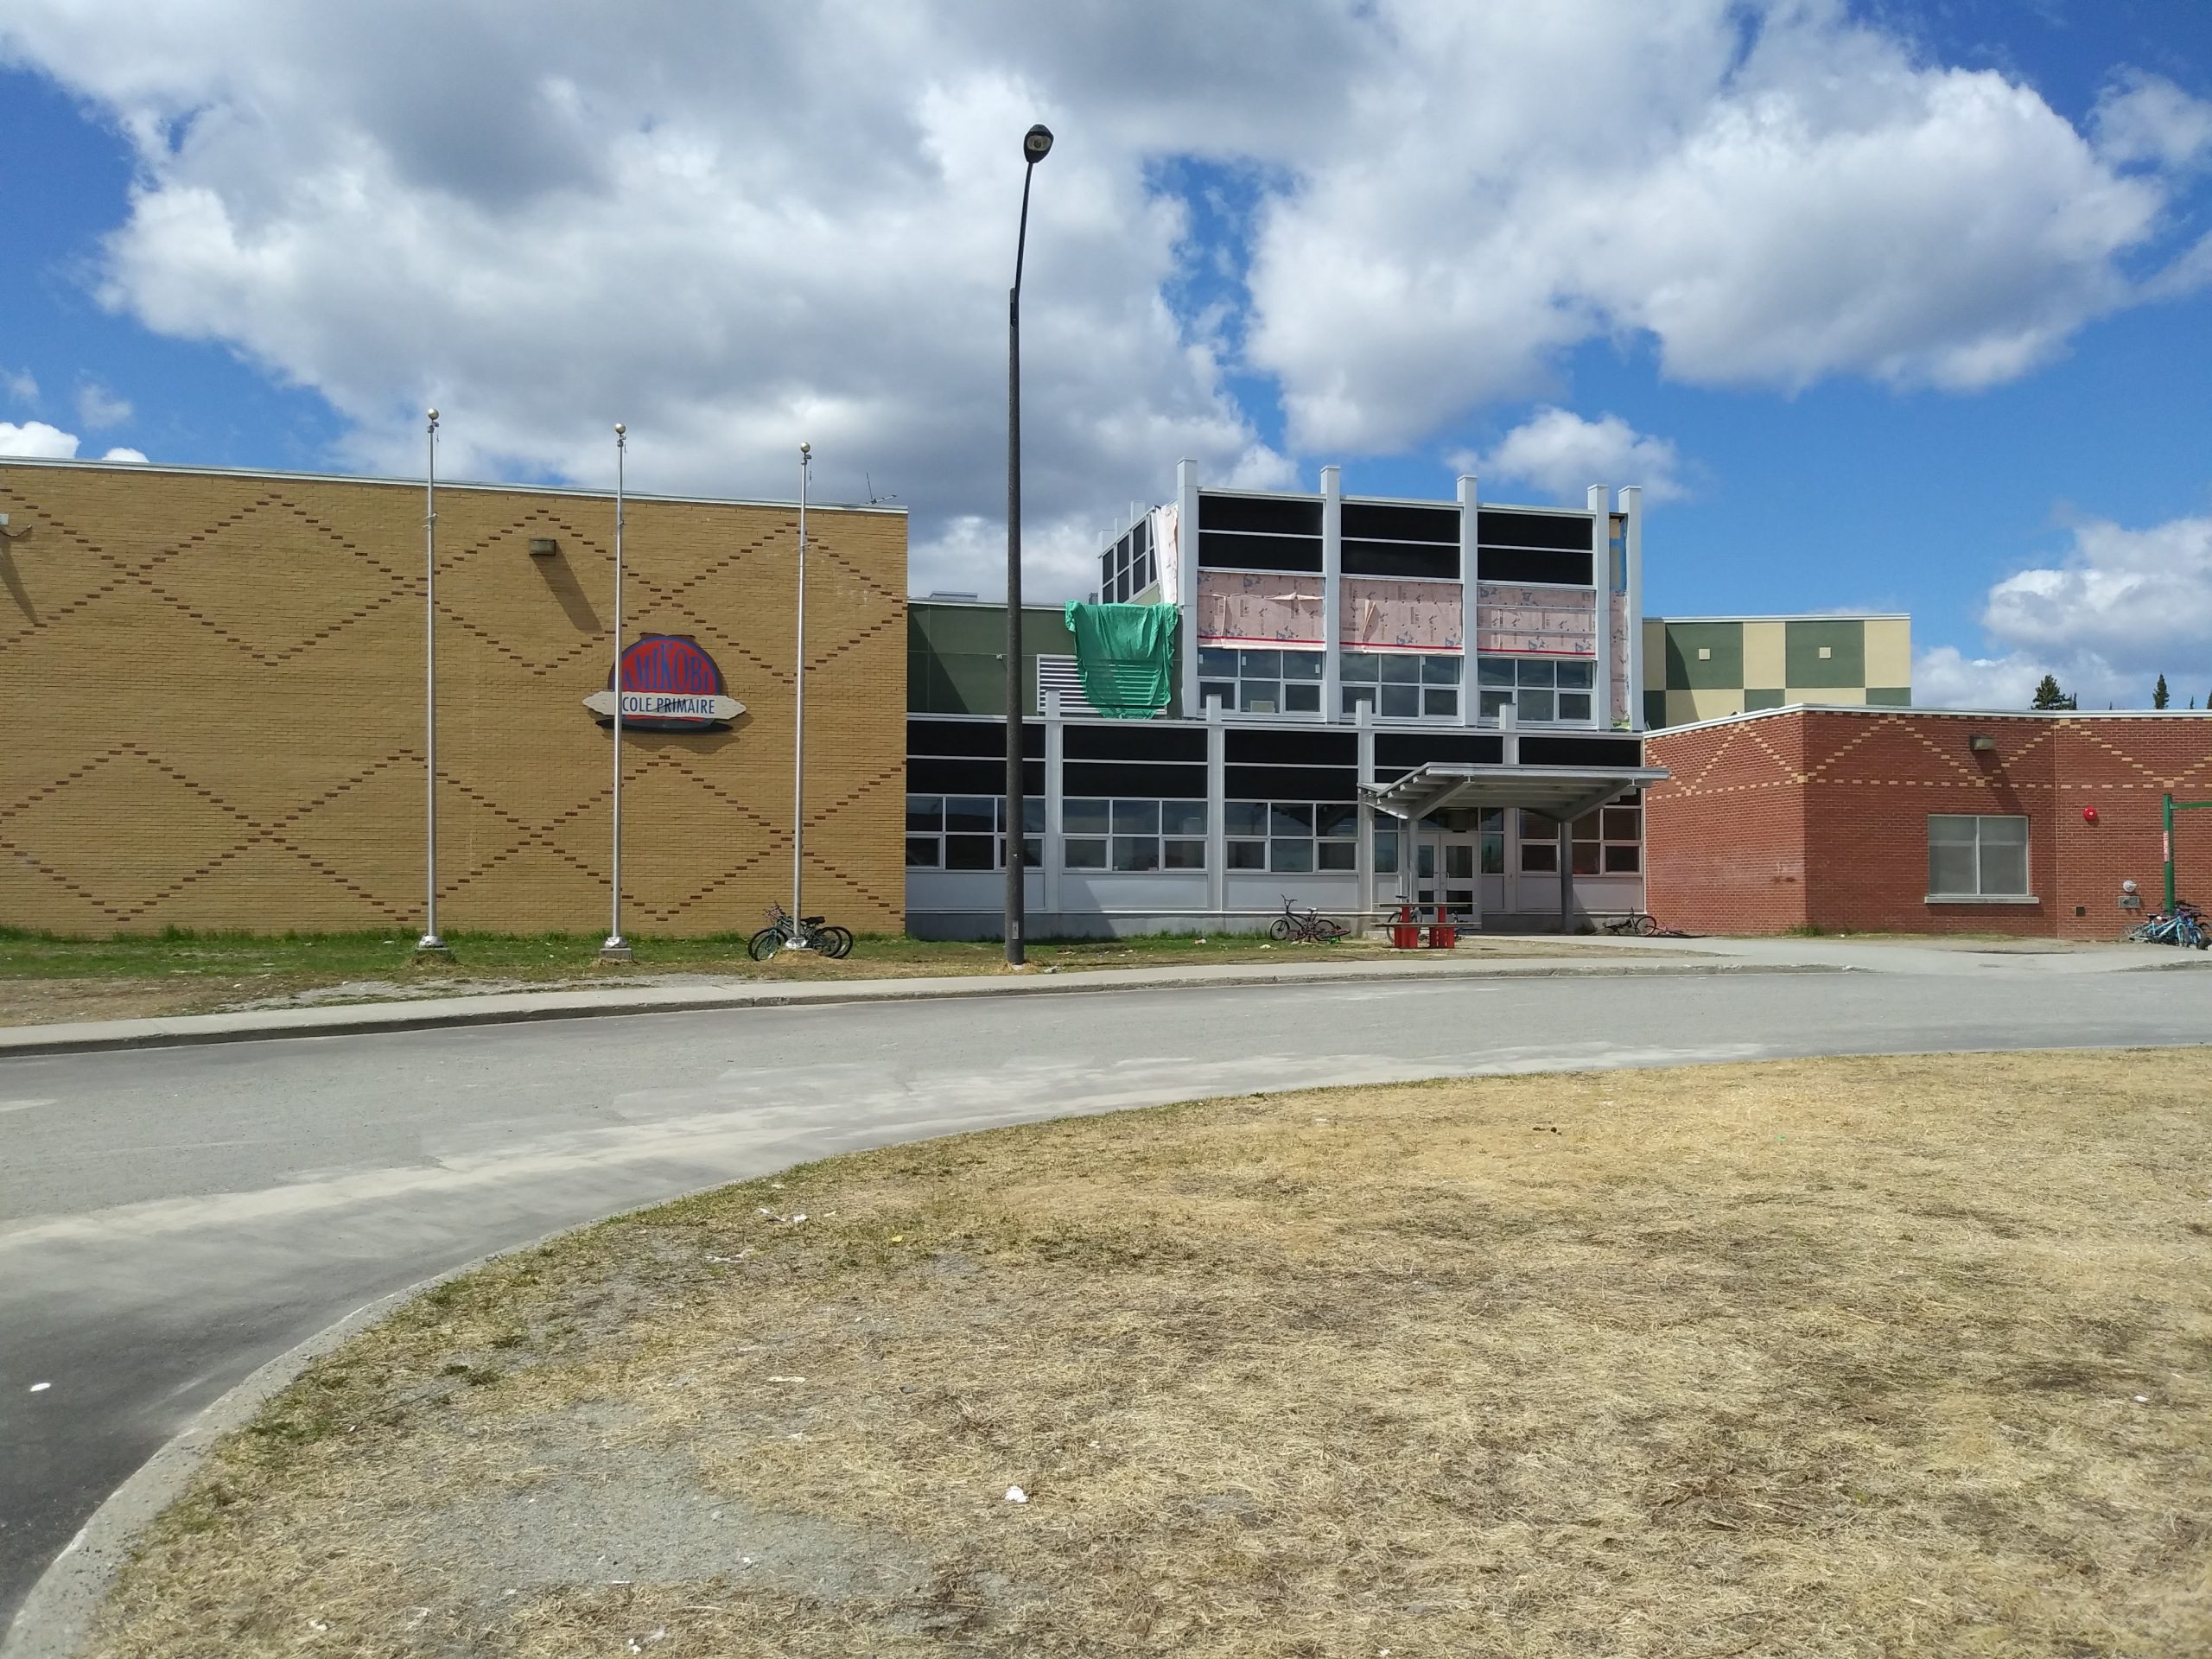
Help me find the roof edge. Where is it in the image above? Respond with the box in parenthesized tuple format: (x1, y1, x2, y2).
(0, 454, 906, 515)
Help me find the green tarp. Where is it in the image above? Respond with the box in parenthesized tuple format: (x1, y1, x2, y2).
(1061, 601, 1179, 718)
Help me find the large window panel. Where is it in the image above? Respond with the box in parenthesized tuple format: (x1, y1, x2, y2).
(1929, 814, 2030, 898)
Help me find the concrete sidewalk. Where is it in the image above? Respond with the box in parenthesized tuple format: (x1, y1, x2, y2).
(3, 932, 2199, 1058)
(1, 945, 1811, 1056)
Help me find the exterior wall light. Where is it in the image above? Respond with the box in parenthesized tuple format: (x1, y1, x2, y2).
(1968, 734, 1996, 752)
(529, 537, 558, 557)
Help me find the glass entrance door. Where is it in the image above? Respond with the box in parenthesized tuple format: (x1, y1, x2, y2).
(1415, 836, 1480, 919)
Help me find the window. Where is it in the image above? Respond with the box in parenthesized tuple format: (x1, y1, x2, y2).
(1519, 810, 1560, 874)
(1928, 814, 2030, 899)
(1340, 651, 1459, 719)
(1477, 656, 1594, 723)
(1097, 516, 1155, 603)
(906, 794, 1043, 870)
(1570, 793, 1643, 875)
(1198, 646, 1324, 716)
(1227, 800, 1359, 874)
(1063, 798, 1206, 872)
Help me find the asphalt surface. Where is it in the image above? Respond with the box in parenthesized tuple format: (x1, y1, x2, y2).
(3, 960, 2207, 1636)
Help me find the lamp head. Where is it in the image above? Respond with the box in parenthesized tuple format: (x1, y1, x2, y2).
(800, 441, 811, 460)
(426, 407, 439, 424)
(1023, 124, 1053, 164)
(613, 422, 626, 436)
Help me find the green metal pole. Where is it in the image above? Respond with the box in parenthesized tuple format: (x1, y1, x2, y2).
(2165, 792, 2176, 913)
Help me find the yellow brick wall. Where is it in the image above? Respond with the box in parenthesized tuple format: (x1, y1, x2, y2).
(0, 461, 907, 937)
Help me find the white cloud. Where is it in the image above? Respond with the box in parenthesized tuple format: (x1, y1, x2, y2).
(75, 381, 132, 429)
(2094, 72, 2212, 171)
(3, 2, 2208, 590)
(0, 421, 83, 458)
(1456, 408, 1685, 504)
(0, 423, 149, 462)
(3, 367, 35, 404)
(1918, 512, 2212, 709)
(1243, 2, 2197, 450)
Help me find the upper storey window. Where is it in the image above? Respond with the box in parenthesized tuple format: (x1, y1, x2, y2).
(1476, 510, 1595, 587)
(1198, 646, 1325, 715)
(1197, 493, 1323, 573)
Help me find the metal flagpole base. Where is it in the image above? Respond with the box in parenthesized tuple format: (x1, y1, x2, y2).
(599, 937, 632, 961)
(416, 935, 448, 955)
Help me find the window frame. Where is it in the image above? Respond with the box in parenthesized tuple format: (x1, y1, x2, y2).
(1926, 813, 2034, 902)
(1475, 654, 1597, 725)
(1061, 796, 1208, 874)
(1227, 798, 1361, 874)
(1339, 650, 1461, 721)
(1198, 645, 1326, 719)
(905, 793, 1043, 872)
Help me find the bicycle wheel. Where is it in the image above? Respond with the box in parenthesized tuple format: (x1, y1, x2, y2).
(747, 926, 784, 962)
(1270, 917, 1294, 941)
(821, 925, 855, 959)
(1316, 917, 1348, 940)
(1633, 912, 1660, 937)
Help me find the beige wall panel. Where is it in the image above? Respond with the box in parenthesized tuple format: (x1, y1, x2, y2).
(0, 462, 906, 936)
(1741, 620, 1786, 690)
(1863, 617, 1912, 689)
(1642, 618, 1666, 690)
(1788, 685, 1867, 706)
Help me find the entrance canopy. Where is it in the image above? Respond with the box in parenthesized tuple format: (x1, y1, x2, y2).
(1362, 761, 1669, 824)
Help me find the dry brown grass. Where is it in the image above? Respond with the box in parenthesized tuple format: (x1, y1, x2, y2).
(88, 1052, 2212, 1657)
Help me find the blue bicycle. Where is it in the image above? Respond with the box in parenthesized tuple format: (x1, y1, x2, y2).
(2126, 899, 2207, 949)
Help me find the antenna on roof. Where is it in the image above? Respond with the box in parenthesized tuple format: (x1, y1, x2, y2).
(865, 472, 899, 505)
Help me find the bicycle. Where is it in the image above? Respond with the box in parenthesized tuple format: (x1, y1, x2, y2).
(1602, 910, 1689, 938)
(2126, 899, 2207, 949)
(1271, 895, 1349, 943)
(749, 902, 854, 961)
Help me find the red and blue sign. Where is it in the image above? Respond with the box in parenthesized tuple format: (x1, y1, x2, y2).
(582, 633, 746, 731)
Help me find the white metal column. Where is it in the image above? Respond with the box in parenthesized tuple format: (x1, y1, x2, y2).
(1205, 696, 1226, 922)
(1177, 457, 1201, 717)
(1458, 473, 1480, 727)
(1587, 482, 1611, 732)
(1043, 690, 1065, 924)
(1355, 699, 1375, 922)
(1622, 486, 1645, 731)
(1321, 464, 1342, 723)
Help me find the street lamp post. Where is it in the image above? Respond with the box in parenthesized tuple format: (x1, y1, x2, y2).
(601, 423, 631, 961)
(1005, 121, 1052, 966)
(418, 409, 447, 954)
(792, 442, 811, 944)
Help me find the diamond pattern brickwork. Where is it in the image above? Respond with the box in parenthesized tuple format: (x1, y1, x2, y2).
(0, 462, 907, 936)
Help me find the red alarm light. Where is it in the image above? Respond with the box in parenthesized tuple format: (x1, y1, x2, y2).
(2082, 806, 2099, 824)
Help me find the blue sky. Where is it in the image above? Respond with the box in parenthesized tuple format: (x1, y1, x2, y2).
(5, 1, 2212, 707)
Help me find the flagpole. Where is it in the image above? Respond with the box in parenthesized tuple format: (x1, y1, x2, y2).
(791, 442, 810, 941)
(417, 409, 447, 954)
(601, 423, 632, 960)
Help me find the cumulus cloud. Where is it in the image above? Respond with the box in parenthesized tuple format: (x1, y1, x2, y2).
(0, 421, 81, 459)
(3, 1, 2208, 590)
(1456, 408, 1686, 504)
(2094, 71, 2212, 171)
(1916, 512, 2212, 709)
(1243, 2, 2205, 451)
(74, 381, 132, 429)
(0, 421, 148, 461)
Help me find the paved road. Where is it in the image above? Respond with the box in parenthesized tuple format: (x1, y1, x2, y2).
(3, 962, 2206, 1634)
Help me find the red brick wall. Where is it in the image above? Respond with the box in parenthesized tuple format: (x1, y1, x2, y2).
(1644, 709, 2212, 938)
(1643, 715, 1808, 933)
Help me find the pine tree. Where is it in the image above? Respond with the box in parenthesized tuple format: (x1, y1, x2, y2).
(2154, 674, 2170, 709)
(2030, 673, 2068, 710)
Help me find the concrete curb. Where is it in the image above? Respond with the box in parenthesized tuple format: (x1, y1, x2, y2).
(0, 1234, 565, 1659)
(0, 954, 1838, 1058)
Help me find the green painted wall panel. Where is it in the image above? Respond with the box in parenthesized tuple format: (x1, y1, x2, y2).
(1743, 687, 1785, 711)
(1784, 619, 1865, 688)
(1866, 685, 1913, 707)
(1662, 620, 1744, 690)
